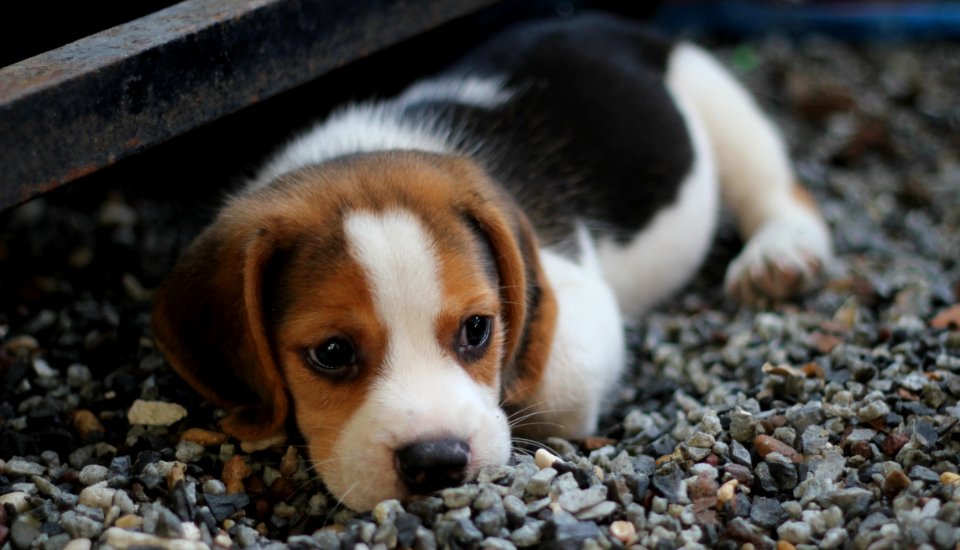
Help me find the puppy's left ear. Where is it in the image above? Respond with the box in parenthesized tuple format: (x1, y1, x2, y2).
(447, 158, 558, 406)
(498, 214, 559, 406)
(152, 202, 289, 441)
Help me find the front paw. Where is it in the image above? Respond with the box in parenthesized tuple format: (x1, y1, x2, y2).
(725, 212, 832, 306)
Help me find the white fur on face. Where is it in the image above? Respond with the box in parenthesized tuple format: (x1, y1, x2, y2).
(321, 209, 511, 511)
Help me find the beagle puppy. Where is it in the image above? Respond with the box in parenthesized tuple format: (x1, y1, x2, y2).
(153, 13, 831, 511)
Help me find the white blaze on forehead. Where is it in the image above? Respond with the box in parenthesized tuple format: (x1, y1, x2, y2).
(344, 209, 444, 362)
(328, 209, 511, 510)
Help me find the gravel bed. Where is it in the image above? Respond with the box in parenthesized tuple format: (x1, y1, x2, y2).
(2, 32, 960, 550)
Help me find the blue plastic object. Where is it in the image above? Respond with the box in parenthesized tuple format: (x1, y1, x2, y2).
(654, 1, 960, 40)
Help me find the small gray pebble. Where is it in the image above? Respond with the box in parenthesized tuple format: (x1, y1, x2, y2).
(442, 485, 479, 509)
(478, 465, 515, 484)
(42, 532, 71, 550)
(909, 465, 940, 483)
(452, 518, 484, 543)
(778, 520, 812, 544)
(772, 426, 797, 446)
(286, 535, 323, 549)
(234, 525, 260, 547)
(687, 432, 715, 448)
(39, 450, 60, 469)
(502, 494, 526, 528)
(154, 506, 184, 538)
(480, 537, 517, 550)
(821, 527, 848, 549)
(202, 479, 227, 496)
(781, 500, 803, 520)
(932, 520, 960, 549)
(551, 472, 580, 495)
(712, 440, 729, 457)
(558, 485, 607, 514)
(846, 428, 877, 443)
(443, 507, 472, 522)
(685, 446, 712, 461)
(730, 440, 752, 467)
(78, 464, 109, 486)
(311, 529, 341, 549)
(475, 506, 507, 536)
(750, 496, 785, 528)
(510, 521, 543, 547)
(729, 408, 757, 443)
(4, 458, 45, 477)
(68, 446, 96, 470)
(801, 425, 831, 453)
(31, 475, 62, 500)
(785, 402, 826, 433)
(609, 451, 636, 477)
(473, 486, 501, 510)
(60, 510, 104, 539)
(575, 500, 618, 521)
(373, 522, 398, 547)
(415, 526, 438, 550)
(10, 521, 42, 549)
(633, 455, 656, 476)
(857, 400, 890, 421)
(372, 499, 404, 525)
(175, 440, 205, 463)
(826, 487, 873, 516)
(113, 489, 136, 515)
(66, 364, 93, 387)
(525, 467, 557, 497)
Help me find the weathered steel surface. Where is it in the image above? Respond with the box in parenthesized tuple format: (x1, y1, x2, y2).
(0, 0, 499, 210)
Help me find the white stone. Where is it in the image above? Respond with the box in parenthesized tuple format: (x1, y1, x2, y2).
(778, 520, 812, 544)
(78, 464, 109, 486)
(63, 539, 93, 550)
(0, 491, 31, 513)
(100, 527, 208, 550)
(126, 400, 187, 426)
(79, 483, 116, 511)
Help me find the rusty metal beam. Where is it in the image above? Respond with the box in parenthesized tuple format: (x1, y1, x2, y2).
(0, 0, 500, 210)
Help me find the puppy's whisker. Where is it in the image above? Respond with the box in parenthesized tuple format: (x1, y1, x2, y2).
(510, 446, 535, 457)
(504, 399, 550, 419)
(286, 476, 325, 503)
(510, 437, 561, 458)
(324, 481, 360, 525)
(507, 407, 580, 429)
(508, 411, 554, 428)
(303, 458, 337, 475)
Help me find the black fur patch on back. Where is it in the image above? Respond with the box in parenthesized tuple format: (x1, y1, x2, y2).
(400, 13, 694, 246)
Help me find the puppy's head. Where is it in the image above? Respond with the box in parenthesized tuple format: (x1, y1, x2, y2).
(152, 151, 556, 510)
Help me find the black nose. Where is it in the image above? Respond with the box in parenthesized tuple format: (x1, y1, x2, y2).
(395, 437, 471, 494)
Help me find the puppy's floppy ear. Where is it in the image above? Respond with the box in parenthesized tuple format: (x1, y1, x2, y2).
(152, 203, 289, 441)
(497, 214, 558, 406)
(450, 159, 558, 407)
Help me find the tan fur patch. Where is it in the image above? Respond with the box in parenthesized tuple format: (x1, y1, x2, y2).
(274, 255, 386, 467)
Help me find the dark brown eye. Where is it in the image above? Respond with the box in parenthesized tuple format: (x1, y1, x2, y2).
(458, 315, 492, 361)
(307, 337, 357, 374)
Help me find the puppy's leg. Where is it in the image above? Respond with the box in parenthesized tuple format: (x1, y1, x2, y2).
(666, 44, 832, 305)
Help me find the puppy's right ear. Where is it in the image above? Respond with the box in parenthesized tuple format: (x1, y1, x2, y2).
(151, 205, 289, 441)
